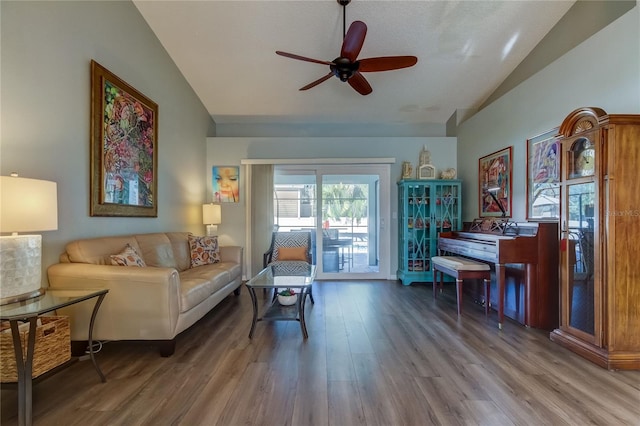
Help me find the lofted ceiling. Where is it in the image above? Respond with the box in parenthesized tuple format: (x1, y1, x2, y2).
(134, 0, 575, 127)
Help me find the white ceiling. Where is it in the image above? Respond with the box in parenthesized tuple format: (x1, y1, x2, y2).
(134, 0, 575, 126)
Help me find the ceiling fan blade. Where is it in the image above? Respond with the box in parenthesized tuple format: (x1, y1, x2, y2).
(276, 51, 334, 66)
(300, 72, 334, 91)
(348, 72, 372, 96)
(359, 56, 418, 72)
(341, 21, 367, 62)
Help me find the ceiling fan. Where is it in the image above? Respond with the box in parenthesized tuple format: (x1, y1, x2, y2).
(276, 0, 418, 96)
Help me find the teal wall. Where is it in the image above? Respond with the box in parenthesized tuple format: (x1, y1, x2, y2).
(1, 1, 215, 270)
(457, 5, 639, 222)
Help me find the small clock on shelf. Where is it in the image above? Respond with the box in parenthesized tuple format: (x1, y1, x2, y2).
(417, 164, 436, 180)
(569, 137, 595, 179)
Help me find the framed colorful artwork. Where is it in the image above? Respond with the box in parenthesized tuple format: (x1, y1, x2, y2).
(526, 128, 561, 221)
(212, 166, 239, 203)
(90, 60, 158, 217)
(479, 147, 512, 217)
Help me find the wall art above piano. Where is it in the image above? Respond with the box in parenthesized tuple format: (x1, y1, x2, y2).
(478, 146, 512, 218)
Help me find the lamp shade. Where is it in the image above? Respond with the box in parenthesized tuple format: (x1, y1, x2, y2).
(1, 175, 58, 304)
(1, 175, 58, 233)
(202, 203, 221, 225)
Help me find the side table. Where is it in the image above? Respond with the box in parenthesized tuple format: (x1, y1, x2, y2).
(0, 288, 108, 426)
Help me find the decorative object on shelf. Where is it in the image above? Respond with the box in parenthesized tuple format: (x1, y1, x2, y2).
(202, 203, 222, 236)
(0, 174, 58, 305)
(417, 164, 436, 180)
(277, 288, 298, 306)
(526, 128, 560, 221)
(419, 145, 431, 167)
(440, 168, 457, 179)
(90, 60, 158, 217)
(417, 145, 436, 179)
(401, 161, 413, 180)
(442, 194, 455, 206)
(479, 147, 512, 217)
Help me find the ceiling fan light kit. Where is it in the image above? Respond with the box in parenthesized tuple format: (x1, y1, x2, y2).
(276, 0, 418, 96)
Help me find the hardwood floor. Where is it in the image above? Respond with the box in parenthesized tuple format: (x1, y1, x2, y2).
(2, 280, 639, 425)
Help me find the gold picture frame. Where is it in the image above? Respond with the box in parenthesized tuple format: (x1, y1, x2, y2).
(90, 60, 158, 217)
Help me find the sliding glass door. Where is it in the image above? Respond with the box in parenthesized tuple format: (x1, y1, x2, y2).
(274, 164, 390, 280)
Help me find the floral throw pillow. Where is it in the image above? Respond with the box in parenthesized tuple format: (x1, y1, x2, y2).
(110, 244, 147, 267)
(188, 234, 221, 268)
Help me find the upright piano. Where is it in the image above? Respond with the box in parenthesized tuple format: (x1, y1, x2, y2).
(438, 220, 559, 329)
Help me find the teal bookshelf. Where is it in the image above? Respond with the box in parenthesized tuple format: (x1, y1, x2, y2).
(397, 179, 462, 285)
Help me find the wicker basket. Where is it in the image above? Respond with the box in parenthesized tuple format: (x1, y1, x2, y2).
(0, 316, 71, 382)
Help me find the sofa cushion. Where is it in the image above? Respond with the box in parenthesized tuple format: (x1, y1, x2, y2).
(110, 244, 147, 267)
(135, 233, 177, 269)
(188, 235, 221, 267)
(166, 232, 191, 272)
(65, 236, 141, 265)
(219, 261, 242, 282)
(178, 264, 231, 312)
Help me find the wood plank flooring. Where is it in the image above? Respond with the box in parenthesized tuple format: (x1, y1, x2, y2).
(2, 280, 639, 425)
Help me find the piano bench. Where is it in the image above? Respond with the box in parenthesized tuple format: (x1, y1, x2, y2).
(431, 256, 491, 317)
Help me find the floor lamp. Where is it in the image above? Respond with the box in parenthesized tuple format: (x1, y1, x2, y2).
(0, 174, 58, 304)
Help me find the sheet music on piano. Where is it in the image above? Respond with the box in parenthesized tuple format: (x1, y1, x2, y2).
(469, 217, 517, 235)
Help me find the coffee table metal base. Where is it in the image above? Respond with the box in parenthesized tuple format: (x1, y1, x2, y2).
(247, 286, 311, 338)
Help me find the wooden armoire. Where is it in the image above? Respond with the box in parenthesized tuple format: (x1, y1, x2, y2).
(550, 107, 640, 370)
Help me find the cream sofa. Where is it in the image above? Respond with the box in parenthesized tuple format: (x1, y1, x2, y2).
(47, 232, 243, 356)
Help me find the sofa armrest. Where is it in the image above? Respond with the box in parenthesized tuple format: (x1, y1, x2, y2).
(220, 246, 243, 265)
(47, 263, 181, 341)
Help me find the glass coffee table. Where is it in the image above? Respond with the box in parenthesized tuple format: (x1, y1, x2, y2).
(245, 262, 316, 339)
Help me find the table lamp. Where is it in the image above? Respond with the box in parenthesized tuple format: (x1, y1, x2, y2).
(202, 203, 221, 237)
(0, 174, 58, 304)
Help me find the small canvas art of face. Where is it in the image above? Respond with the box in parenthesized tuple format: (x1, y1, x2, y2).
(213, 166, 239, 202)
